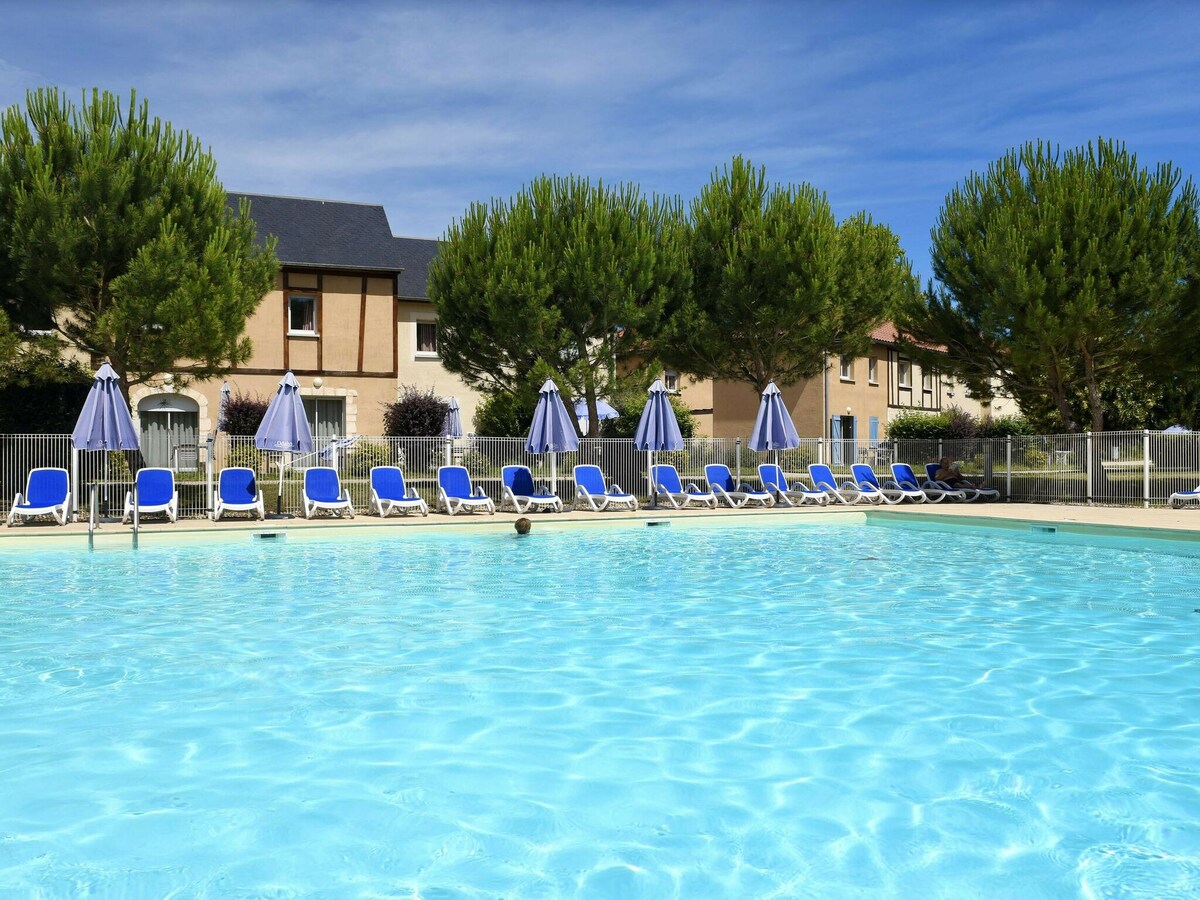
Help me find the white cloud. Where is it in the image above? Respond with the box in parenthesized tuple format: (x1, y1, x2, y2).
(3, 0, 1200, 275)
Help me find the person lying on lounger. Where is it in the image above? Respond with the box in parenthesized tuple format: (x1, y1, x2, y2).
(934, 457, 984, 490)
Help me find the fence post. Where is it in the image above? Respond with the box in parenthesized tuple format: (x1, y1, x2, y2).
(1005, 435, 1012, 502)
(735, 437, 742, 485)
(1143, 429, 1151, 508)
(330, 435, 340, 471)
(444, 436, 452, 468)
(205, 433, 215, 517)
(937, 438, 943, 463)
(1085, 431, 1093, 506)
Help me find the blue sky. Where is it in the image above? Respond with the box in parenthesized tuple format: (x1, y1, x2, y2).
(3, 1, 1199, 279)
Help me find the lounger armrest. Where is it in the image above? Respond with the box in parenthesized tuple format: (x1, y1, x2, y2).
(405, 487, 421, 499)
(471, 486, 488, 498)
(608, 483, 625, 494)
(685, 482, 704, 493)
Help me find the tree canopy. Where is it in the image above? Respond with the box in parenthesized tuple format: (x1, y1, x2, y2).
(428, 174, 690, 436)
(661, 157, 917, 394)
(897, 139, 1200, 432)
(0, 87, 278, 398)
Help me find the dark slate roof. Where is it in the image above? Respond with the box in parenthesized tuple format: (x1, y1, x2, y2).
(394, 237, 440, 300)
(227, 192, 406, 273)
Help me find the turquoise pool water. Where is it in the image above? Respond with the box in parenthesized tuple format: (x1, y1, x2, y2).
(1, 522, 1198, 897)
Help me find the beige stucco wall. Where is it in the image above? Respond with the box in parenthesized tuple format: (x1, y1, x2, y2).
(139, 275, 484, 437)
(683, 343, 1022, 440)
(687, 347, 894, 439)
(674, 373, 714, 436)
(396, 301, 485, 433)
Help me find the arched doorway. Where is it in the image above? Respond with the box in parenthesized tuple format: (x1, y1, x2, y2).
(138, 394, 200, 470)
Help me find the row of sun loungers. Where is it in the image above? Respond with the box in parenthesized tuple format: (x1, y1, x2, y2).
(12, 458, 1110, 526)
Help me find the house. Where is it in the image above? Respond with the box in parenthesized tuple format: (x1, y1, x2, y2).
(675, 322, 1017, 445)
(130, 193, 481, 468)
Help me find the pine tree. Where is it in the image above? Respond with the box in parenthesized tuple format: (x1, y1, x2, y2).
(0, 87, 278, 399)
(428, 174, 690, 436)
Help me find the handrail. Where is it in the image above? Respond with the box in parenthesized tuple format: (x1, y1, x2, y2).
(132, 479, 139, 550)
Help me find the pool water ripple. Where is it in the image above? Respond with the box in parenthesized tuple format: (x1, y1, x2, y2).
(1, 522, 1198, 897)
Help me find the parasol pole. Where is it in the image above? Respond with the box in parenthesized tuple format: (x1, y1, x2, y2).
(649, 448, 656, 508)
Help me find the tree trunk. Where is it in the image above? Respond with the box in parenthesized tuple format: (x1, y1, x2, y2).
(1046, 356, 1078, 432)
(1079, 351, 1110, 500)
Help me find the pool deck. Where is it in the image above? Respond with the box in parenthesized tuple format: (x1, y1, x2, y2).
(3, 500, 1199, 543)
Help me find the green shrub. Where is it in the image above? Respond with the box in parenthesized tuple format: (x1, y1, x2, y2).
(890, 408, 1036, 441)
(349, 440, 390, 477)
(108, 450, 131, 479)
(459, 449, 500, 477)
(227, 444, 265, 472)
(886, 410, 950, 440)
(1024, 447, 1049, 468)
(655, 449, 690, 472)
(775, 445, 816, 472)
(978, 414, 1035, 438)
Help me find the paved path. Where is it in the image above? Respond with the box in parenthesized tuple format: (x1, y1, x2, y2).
(3, 500, 1199, 544)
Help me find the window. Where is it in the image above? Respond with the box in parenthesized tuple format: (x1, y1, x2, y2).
(302, 397, 345, 440)
(922, 371, 934, 391)
(289, 294, 317, 335)
(663, 370, 679, 392)
(839, 357, 853, 381)
(416, 322, 438, 356)
(868, 358, 878, 385)
(897, 358, 912, 388)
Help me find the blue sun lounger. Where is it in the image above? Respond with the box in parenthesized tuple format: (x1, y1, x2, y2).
(757, 463, 827, 507)
(212, 467, 265, 520)
(368, 466, 428, 517)
(924, 464, 1000, 502)
(7, 467, 71, 526)
(123, 467, 179, 523)
(808, 463, 871, 504)
(890, 463, 965, 503)
(652, 464, 717, 509)
(302, 467, 355, 518)
(1170, 483, 1200, 508)
(501, 465, 563, 513)
(573, 464, 638, 511)
(851, 463, 920, 504)
(437, 465, 495, 515)
(705, 463, 774, 508)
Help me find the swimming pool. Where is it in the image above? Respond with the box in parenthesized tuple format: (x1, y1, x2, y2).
(2, 521, 1198, 897)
